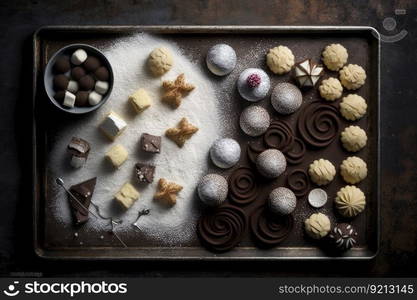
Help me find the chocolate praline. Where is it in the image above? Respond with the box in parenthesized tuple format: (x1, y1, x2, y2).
(53, 74, 69, 91)
(71, 66, 86, 81)
(53, 56, 71, 73)
(75, 91, 89, 107)
(83, 56, 101, 72)
(78, 75, 95, 91)
(327, 223, 358, 251)
(94, 66, 110, 81)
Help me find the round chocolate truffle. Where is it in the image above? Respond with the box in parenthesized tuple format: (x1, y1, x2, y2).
(197, 174, 228, 207)
(78, 75, 95, 91)
(268, 187, 297, 215)
(237, 68, 270, 102)
(327, 223, 358, 251)
(71, 66, 86, 81)
(75, 91, 89, 107)
(53, 56, 71, 73)
(53, 74, 69, 91)
(54, 90, 66, 102)
(94, 66, 110, 81)
(210, 138, 241, 169)
(271, 82, 303, 114)
(239, 105, 270, 137)
(256, 149, 287, 178)
(206, 44, 237, 76)
(83, 56, 101, 72)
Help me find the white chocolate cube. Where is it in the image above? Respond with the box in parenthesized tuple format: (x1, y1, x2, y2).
(99, 111, 127, 140)
(95, 81, 109, 95)
(129, 88, 151, 113)
(105, 144, 128, 168)
(71, 49, 88, 65)
(67, 80, 79, 93)
(88, 91, 102, 106)
(115, 182, 140, 209)
(62, 91, 76, 108)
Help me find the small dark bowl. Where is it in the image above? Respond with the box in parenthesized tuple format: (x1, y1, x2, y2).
(44, 43, 114, 114)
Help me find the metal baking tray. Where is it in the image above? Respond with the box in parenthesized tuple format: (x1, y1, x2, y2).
(33, 26, 380, 260)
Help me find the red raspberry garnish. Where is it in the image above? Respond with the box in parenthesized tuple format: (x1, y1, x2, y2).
(246, 73, 261, 88)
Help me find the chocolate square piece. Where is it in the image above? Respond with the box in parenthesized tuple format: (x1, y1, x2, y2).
(69, 177, 97, 225)
(135, 163, 155, 184)
(67, 137, 90, 157)
(140, 133, 161, 153)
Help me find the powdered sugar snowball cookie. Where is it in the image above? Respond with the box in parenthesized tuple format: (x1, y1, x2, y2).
(340, 156, 367, 184)
(271, 82, 303, 114)
(308, 159, 336, 186)
(210, 138, 241, 169)
(237, 68, 270, 102)
(319, 77, 343, 101)
(340, 94, 367, 121)
(148, 47, 173, 76)
(197, 174, 228, 207)
(206, 44, 237, 76)
(256, 149, 286, 179)
(340, 125, 367, 152)
(322, 43, 348, 71)
(268, 187, 297, 215)
(266, 45, 295, 75)
(239, 105, 270, 137)
(339, 64, 366, 90)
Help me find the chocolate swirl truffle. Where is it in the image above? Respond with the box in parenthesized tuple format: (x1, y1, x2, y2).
(228, 167, 258, 206)
(197, 205, 247, 252)
(264, 120, 294, 152)
(284, 137, 306, 165)
(287, 169, 310, 197)
(250, 205, 294, 247)
(297, 101, 340, 148)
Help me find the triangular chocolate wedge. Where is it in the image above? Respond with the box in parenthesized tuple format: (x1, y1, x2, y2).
(69, 177, 97, 225)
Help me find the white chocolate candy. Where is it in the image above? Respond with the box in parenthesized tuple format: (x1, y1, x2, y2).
(70, 155, 87, 168)
(67, 80, 79, 93)
(99, 111, 127, 141)
(95, 81, 109, 95)
(62, 91, 76, 108)
(71, 49, 88, 65)
(88, 91, 102, 106)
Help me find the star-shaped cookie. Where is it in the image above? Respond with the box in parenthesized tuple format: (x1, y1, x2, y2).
(154, 178, 183, 206)
(162, 73, 195, 108)
(165, 117, 199, 147)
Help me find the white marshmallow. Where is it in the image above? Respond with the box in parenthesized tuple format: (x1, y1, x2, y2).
(99, 111, 127, 140)
(62, 91, 76, 108)
(88, 91, 103, 106)
(95, 81, 109, 95)
(70, 155, 86, 168)
(67, 80, 79, 93)
(71, 49, 88, 65)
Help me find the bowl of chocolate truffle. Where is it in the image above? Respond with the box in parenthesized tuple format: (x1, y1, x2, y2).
(44, 44, 113, 114)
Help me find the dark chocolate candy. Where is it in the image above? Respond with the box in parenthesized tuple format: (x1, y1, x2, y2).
(140, 133, 161, 153)
(54, 90, 66, 102)
(75, 91, 89, 107)
(135, 163, 155, 183)
(78, 75, 95, 91)
(68, 137, 90, 157)
(83, 56, 101, 72)
(94, 66, 109, 81)
(71, 66, 86, 81)
(69, 177, 96, 225)
(53, 56, 71, 73)
(53, 74, 69, 91)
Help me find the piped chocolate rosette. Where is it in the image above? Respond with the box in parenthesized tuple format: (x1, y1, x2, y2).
(250, 205, 294, 247)
(297, 102, 340, 148)
(263, 120, 294, 152)
(287, 169, 310, 197)
(228, 167, 259, 206)
(197, 205, 247, 252)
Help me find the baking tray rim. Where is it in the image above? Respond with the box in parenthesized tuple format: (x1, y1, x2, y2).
(32, 25, 380, 261)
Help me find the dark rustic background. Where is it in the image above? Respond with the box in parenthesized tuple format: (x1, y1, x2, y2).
(0, 0, 416, 277)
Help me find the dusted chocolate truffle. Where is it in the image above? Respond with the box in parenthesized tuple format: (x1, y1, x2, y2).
(239, 105, 270, 137)
(78, 75, 95, 91)
(210, 138, 241, 169)
(53, 56, 71, 73)
(268, 187, 297, 215)
(294, 59, 323, 88)
(271, 82, 302, 114)
(75, 91, 89, 107)
(197, 174, 228, 207)
(53, 74, 69, 91)
(237, 68, 270, 102)
(328, 223, 358, 251)
(94, 66, 109, 81)
(206, 44, 237, 76)
(71, 66, 86, 81)
(256, 149, 286, 178)
(84, 56, 101, 72)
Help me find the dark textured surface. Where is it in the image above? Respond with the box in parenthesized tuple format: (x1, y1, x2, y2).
(0, 0, 416, 277)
